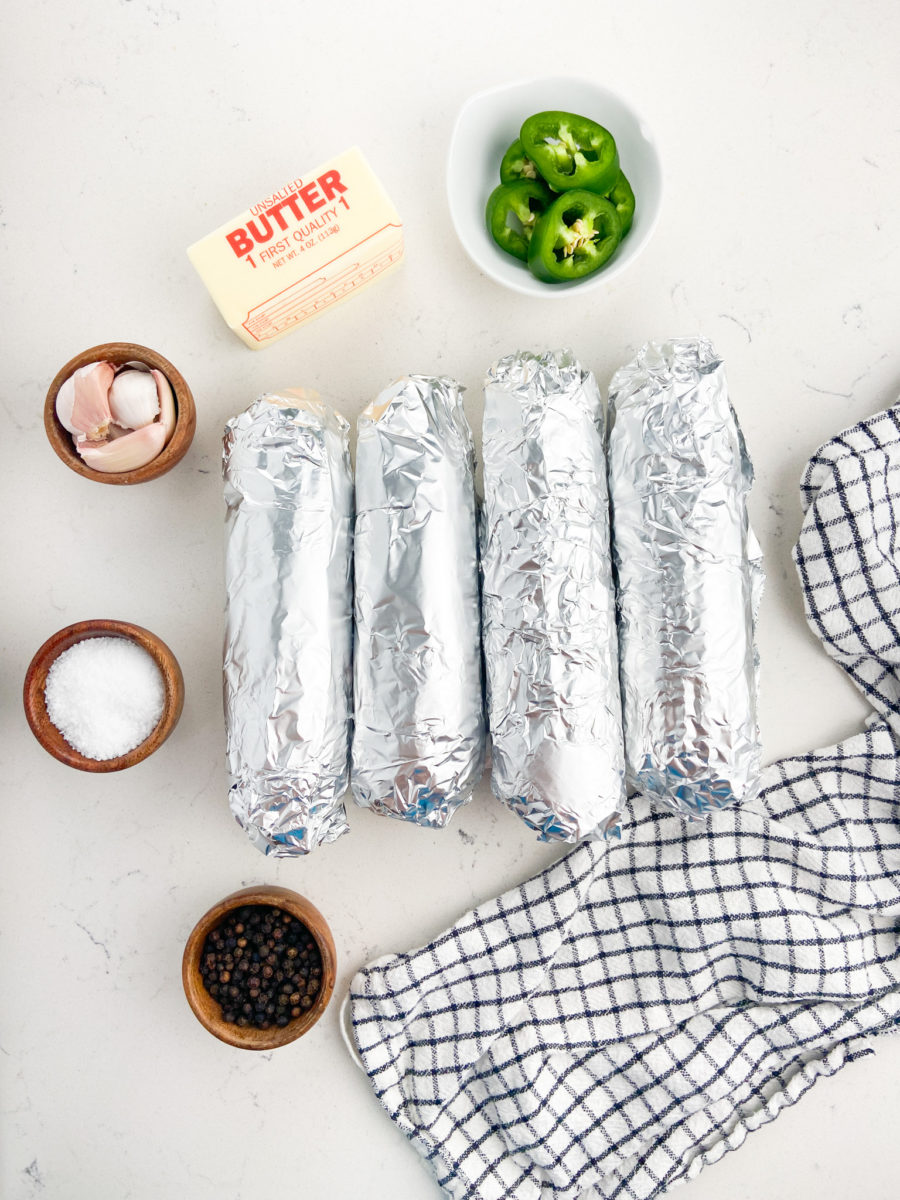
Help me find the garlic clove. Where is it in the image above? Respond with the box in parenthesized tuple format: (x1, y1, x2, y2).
(108, 368, 160, 430)
(55, 377, 79, 433)
(152, 369, 177, 445)
(76, 421, 167, 473)
(56, 361, 115, 440)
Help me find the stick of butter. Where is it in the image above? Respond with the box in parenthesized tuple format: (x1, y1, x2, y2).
(187, 147, 403, 349)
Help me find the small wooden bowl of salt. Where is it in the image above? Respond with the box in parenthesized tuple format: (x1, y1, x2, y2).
(23, 620, 184, 772)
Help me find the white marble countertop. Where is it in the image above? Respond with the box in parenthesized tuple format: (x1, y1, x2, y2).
(2, 2, 899, 1197)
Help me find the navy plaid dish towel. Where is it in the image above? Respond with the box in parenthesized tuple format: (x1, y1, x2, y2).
(350, 405, 900, 1200)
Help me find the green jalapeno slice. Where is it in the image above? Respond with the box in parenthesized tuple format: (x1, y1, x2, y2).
(527, 190, 621, 283)
(499, 138, 540, 184)
(606, 172, 635, 236)
(520, 110, 619, 195)
(485, 179, 555, 262)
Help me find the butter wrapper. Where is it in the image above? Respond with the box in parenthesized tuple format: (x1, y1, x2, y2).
(189, 147, 403, 349)
(223, 393, 353, 855)
(608, 338, 763, 818)
(481, 349, 625, 841)
(351, 376, 485, 826)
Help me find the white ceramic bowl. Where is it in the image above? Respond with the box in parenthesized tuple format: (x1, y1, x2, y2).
(447, 76, 663, 297)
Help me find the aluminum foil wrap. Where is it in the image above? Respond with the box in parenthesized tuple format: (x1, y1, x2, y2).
(223, 392, 353, 855)
(481, 349, 625, 842)
(351, 376, 484, 826)
(608, 338, 764, 818)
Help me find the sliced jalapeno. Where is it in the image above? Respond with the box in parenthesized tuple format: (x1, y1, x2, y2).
(485, 179, 555, 262)
(520, 111, 619, 195)
(499, 138, 540, 184)
(527, 190, 621, 283)
(606, 172, 635, 236)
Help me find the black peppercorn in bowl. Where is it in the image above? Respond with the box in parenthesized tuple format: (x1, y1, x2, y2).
(182, 885, 336, 1050)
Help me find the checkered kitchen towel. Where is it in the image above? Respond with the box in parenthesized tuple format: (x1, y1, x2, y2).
(350, 405, 900, 1200)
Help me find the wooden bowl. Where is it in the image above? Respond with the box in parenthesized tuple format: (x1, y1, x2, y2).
(44, 342, 196, 485)
(182, 885, 337, 1051)
(23, 619, 185, 772)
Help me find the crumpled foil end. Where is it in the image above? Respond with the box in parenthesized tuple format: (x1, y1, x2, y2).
(609, 338, 764, 820)
(481, 349, 626, 842)
(351, 769, 473, 830)
(229, 774, 350, 857)
(223, 392, 353, 856)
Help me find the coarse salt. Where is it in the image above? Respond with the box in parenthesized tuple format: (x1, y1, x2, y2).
(44, 636, 165, 761)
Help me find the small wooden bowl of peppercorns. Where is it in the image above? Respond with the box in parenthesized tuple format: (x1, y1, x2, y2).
(182, 885, 336, 1050)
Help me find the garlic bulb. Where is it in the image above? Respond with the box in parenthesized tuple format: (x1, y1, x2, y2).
(108, 369, 160, 430)
(77, 422, 168, 473)
(55, 362, 115, 441)
(56, 356, 179, 474)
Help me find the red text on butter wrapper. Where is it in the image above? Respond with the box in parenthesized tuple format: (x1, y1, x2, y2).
(226, 170, 348, 259)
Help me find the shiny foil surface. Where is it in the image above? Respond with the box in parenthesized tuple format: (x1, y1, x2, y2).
(223, 393, 353, 855)
(608, 338, 763, 818)
(481, 350, 625, 842)
(351, 376, 485, 826)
